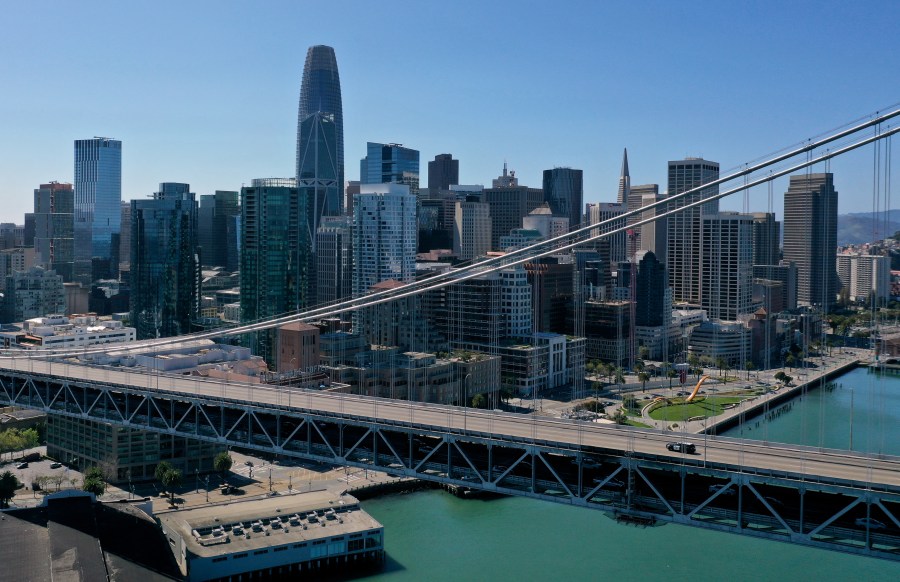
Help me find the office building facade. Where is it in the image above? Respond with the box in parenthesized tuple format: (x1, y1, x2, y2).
(783, 173, 839, 309)
(666, 158, 719, 305)
(360, 143, 420, 197)
(74, 137, 122, 283)
(33, 182, 74, 282)
(542, 167, 583, 231)
(428, 153, 459, 191)
(701, 212, 752, 321)
(130, 183, 201, 339)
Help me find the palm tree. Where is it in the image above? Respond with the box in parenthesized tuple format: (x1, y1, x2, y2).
(614, 367, 625, 387)
(715, 357, 727, 378)
(214, 452, 233, 485)
(162, 468, 183, 505)
(638, 371, 650, 392)
(744, 361, 755, 380)
(688, 354, 700, 379)
(0, 471, 19, 508)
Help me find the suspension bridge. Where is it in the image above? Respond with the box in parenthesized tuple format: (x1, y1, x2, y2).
(1, 107, 899, 560)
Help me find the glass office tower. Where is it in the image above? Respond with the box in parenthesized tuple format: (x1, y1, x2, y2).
(74, 137, 122, 283)
(130, 183, 200, 339)
(297, 45, 343, 230)
(360, 142, 420, 197)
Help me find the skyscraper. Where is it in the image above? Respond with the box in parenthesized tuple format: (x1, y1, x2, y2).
(360, 143, 420, 197)
(542, 167, 583, 230)
(453, 198, 491, 260)
(198, 191, 240, 269)
(296, 45, 343, 220)
(241, 178, 304, 362)
(666, 158, 719, 305)
(297, 46, 343, 304)
(616, 148, 630, 204)
(635, 251, 668, 328)
(428, 154, 459, 191)
(130, 183, 200, 339)
(750, 212, 781, 267)
(353, 183, 417, 296)
(315, 215, 353, 307)
(783, 173, 839, 309)
(483, 165, 544, 250)
(74, 137, 122, 284)
(33, 182, 74, 282)
(701, 212, 752, 321)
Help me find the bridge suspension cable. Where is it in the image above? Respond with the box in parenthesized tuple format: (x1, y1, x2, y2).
(4, 107, 899, 360)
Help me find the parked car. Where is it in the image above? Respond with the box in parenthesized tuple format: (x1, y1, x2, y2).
(50, 462, 62, 469)
(16, 462, 28, 470)
(666, 442, 696, 454)
(854, 517, 886, 530)
(709, 483, 735, 496)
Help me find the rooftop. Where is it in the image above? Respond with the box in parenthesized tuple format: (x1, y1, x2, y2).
(158, 491, 382, 559)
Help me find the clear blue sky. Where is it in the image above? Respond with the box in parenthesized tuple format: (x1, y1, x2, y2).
(1, 0, 898, 224)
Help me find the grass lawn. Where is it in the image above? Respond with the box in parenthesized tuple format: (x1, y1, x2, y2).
(624, 419, 652, 428)
(648, 395, 746, 421)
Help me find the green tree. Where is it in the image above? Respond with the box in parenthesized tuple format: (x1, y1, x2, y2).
(162, 468, 183, 505)
(638, 346, 651, 362)
(774, 371, 787, 384)
(82, 466, 106, 497)
(0, 470, 20, 508)
(785, 354, 795, 370)
(688, 354, 701, 379)
(638, 371, 650, 392)
(714, 357, 727, 377)
(614, 367, 625, 386)
(155, 460, 174, 495)
(213, 452, 233, 484)
(667, 368, 677, 389)
(744, 361, 755, 380)
(471, 393, 486, 409)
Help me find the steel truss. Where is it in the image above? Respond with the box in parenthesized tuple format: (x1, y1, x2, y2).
(1, 370, 898, 561)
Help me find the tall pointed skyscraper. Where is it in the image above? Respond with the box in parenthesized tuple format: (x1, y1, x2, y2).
(616, 148, 630, 204)
(296, 45, 343, 306)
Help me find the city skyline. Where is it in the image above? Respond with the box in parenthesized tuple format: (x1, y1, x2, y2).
(1, 2, 898, 225)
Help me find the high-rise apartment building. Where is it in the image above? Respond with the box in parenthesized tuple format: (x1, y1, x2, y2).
(130, 183, 200, 339)
(74, 137, 122, 284)
(751, 212, 781, 266)
(666, 158, 719, 305)
(836, 253, 891, 303)
(483, 165, 544, 250)
(428, 154, 459, 191)
(783, 173, 839, 309)
(360, 143, 420, 197)
(240, 178, 304, 362)
(33, 182, 74, 282)
(198, 191, 240, 269)
(352, 183, 416, 296)
(315, 215, 353, 307)
(542, 167, 583, 231)
(701, 212, 752, 321)
(453, 199, 491, 261)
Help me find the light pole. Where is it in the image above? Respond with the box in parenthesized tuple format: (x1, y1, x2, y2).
(463, 374, 471, 432)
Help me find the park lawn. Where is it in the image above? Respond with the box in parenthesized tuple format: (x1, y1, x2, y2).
(648, 396, 746, 421)
(624, 419, 652, 428)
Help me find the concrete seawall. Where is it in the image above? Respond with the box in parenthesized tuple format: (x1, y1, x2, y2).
(700, 358, 860, 435)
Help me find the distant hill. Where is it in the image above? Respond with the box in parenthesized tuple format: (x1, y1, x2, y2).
(837, 210, 900, 245)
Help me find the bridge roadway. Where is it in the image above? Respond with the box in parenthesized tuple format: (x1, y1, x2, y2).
(3, 356, 899, 492)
